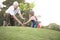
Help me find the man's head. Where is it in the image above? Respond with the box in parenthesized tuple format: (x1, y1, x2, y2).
(13, 1, 19, 10)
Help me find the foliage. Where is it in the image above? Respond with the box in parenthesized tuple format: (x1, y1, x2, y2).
(46, 23, 60, 31)
(29, 2, 34, 10)
(19, 3, 34, 11)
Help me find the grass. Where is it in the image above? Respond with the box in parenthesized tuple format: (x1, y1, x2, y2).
(0, 26, 60, 40)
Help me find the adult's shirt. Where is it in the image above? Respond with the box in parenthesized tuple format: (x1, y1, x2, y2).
(5, 5, 21, 16)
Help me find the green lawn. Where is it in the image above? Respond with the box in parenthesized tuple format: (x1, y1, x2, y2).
(0, 27, 60, 40)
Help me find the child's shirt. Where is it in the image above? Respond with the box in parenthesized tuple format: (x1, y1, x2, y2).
(30, 16, 36, 21)
(30, 16, 37, 28)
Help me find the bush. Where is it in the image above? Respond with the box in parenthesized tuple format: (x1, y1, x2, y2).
(46, 23, 60, 31)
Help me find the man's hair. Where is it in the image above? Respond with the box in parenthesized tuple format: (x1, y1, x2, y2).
(13, 1, 19, 6)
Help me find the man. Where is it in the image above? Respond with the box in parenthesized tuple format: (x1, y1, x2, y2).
(3, 1, 24, 26)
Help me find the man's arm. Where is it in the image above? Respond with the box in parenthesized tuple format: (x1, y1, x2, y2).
(18, 7, 25, 20)
(12, 15, 23, 25)
(18, 13, 25, 20)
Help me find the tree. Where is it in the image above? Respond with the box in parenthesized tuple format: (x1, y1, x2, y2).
(47, 23, 60, 31)
(19, 2, 34, 26)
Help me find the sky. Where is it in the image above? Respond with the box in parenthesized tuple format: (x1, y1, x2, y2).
(0, 0, 60, 26)
(0, 0, 6, 3)
(25, 0, 60, 26)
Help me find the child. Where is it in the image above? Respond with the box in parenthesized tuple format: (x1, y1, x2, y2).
(24, 10, 38, 28)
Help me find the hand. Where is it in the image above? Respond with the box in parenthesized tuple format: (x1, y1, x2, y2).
(18, 21, 23, 26)
(22, 18, 25, 20)
(21, 24, 24, 26)
(23, 23, 26, 25)
(19, 23, 24, 26)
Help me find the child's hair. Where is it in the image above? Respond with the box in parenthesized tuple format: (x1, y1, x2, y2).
(29, 10, 34, 16)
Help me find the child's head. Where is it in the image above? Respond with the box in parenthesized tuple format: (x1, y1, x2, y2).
(29, 10, 34, 17)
